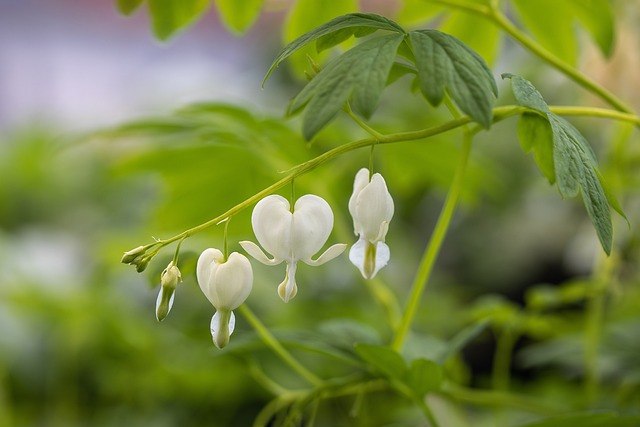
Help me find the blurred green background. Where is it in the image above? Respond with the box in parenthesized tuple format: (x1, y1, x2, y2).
(2, 1, 640, 426)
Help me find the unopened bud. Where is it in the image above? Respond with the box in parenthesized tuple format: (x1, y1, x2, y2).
(122, 246, 145, 264)
(135, 256, 151, 273)
(156, 261, 182, 322)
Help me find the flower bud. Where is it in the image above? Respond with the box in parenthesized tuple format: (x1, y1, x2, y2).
(122, 246, 145, 264)
(156, 261, 182, 322)
(348, 168, 394, 279)
(197, 249, 253, 348)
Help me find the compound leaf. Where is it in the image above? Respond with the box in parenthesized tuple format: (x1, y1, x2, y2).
(410, 29, 497, 128)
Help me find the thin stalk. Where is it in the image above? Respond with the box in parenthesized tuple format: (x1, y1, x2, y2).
(584, 253, 617, 405)
(129, 104, 639, 255)
(492, 328, 517, 392)
(344, 103, 385, 140)
(392, 134, 472, 351)
(440, 385, 562, 416)
(239, 305, 323, 387)
(427, 0, 634, 113)
(487, 7, 633, 114)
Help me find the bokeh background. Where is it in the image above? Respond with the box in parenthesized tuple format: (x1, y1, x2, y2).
(2, 1, 640, 426)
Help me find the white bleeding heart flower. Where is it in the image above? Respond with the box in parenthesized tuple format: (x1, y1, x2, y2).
(240, 194, 347, 302)
(348, 168, 394, 279)
(155, 260, 182, 322)
(197, 249, 253, 349)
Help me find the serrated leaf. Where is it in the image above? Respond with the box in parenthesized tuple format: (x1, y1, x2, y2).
(316, 27, 377, 52)
(213, 0, 263, 34)
(406, 359, 443, 397)
(148, 0, 211, 41)
(116, 0, 144, 15)
(501, 73, 549, 113)
(409, 30, 497, 128)
(520, 411, 640, 427)
(548, 114, 612, 254)
(518, 113, 555, 184)
(265, 13, 405, 86)
(568, 0, 615, 58)
(512, 0, 577, 66)
(355, 343, 407, 381)
(289, 33, 404, 139)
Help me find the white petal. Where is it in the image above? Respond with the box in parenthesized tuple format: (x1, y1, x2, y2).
(251, 195, 292, 260)
(291, 194, 334, 260)
(305, 243, 347, 266)
(211, 311, 236, 349)
(348, 168, 371, 235)
(197, 248, 224, 305)
(211, 252, 253, 310)
(277, 262, 298, 303)
(349, 238, 390, 279)
(355, 173, 394, 242)
(239, 240, 280, 265)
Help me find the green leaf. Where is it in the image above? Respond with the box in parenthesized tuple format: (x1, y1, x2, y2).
(409, 30, 497, 129)
(116, 0, 144, 15)
(512, 0, 577, 66)
(520, 411, 640, 427)
(265, 13, 405, 86)
(517, 113, 555, 184)
(568, 0, 615, 58)
(547, 115, 612, 254)
(406, 359, 443, 397)
(213, 0, 264, 34)
(147, 0, 212, 41)
(504, 73, 622, 254)
(355, 343, 407, 381)
(316, 27, 377, 52)
(289, 33, 404, 139)
(501, 73, 549, 114)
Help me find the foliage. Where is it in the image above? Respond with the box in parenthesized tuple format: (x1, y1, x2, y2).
(4, 0, 640, 426)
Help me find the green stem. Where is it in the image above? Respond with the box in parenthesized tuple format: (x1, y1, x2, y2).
(549, 106, 640, 125)
(488, 7, 633, 114)
(492, 328, 517, 392)
(584, 253, 616, 405)
(392, 133, 472, 351)
(428, 0, 633, 113)
(345, 103, 385, 140)
(238, 305, 323, 387)
(417, 398, 441, 427)
(440, 385, 562, 416)
(131, 104, 639, 254)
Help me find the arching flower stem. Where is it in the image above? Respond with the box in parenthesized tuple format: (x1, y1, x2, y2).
(392, 129, 473, 352)
(238, 305, 323, 387)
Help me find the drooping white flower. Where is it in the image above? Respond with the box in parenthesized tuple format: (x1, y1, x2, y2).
(197, 249, 253, 349)
(240, 194, 347, 302)
(155, 260, 182, 322)
(348, 168, 394, 279)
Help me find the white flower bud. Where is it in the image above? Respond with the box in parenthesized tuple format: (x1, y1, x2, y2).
(197, 249, 253, 348)
(240, 194, 347, 302)
(155, 261, 181, 322)
(348, 168, 394, 279)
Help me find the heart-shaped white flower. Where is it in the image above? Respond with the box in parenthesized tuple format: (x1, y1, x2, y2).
(197, 249, 253, 348)
(240, 194, 346, 302)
